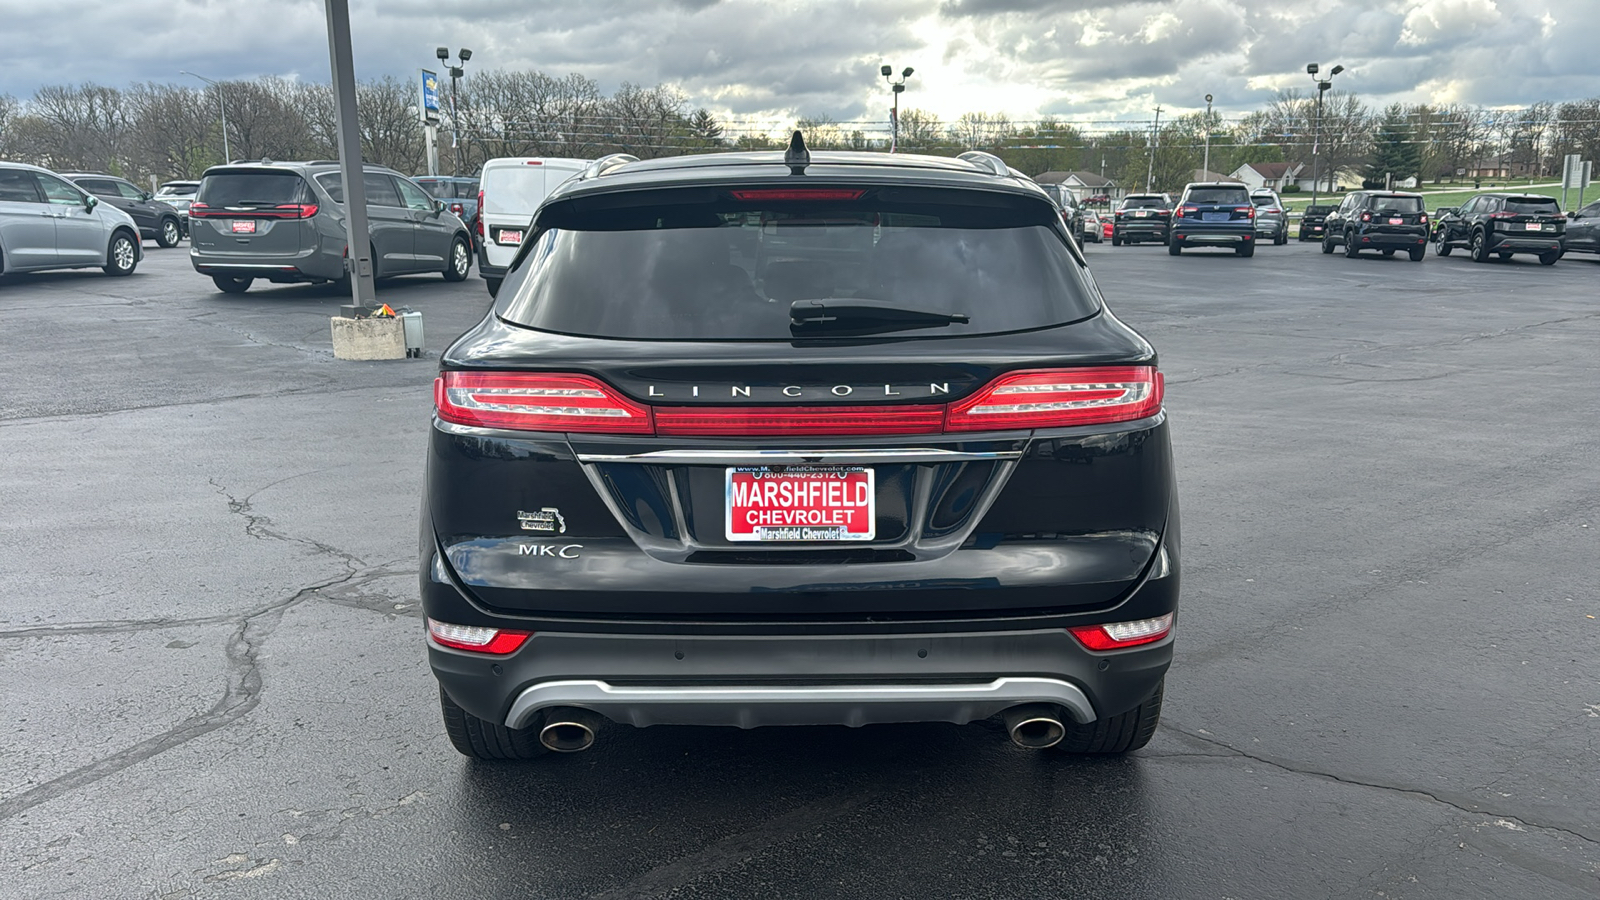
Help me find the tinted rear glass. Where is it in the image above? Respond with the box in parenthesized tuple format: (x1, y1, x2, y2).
(1121, 197, 1167, 209)
(1368, 196, 1422, 213)
(1250, 195, 1278, 206)
(157, 183, 198, 196)
(1185, 188, 1249, 205)
(1305, 206, 1334, 214)
(497, 189, 1097, 341)
(1505, 197, 1559, 214)
(196, 171, 309, 206)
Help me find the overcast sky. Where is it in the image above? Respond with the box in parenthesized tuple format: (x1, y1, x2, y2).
(4, 0, 1598, 123)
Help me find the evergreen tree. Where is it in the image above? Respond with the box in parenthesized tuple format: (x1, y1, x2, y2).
(1366, 103, 1420, 187)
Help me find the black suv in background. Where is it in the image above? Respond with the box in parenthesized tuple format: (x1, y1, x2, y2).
(1433, 193, 1566, 265)
(189, 161, 474, 293)
(1297, 204, 1335, 241)
(64, 173, 185, 248)
(424, 141, 1179, 763)
(1168, 182, 1256, 257)
(1112, 193, 1172, 245)
(1322, 191, 1429, 261)
(1038, 183, 1085, 248)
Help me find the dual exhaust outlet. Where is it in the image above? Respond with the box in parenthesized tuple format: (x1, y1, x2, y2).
(536, 704, 1070, 752)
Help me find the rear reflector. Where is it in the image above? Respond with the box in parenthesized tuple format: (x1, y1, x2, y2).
(435, 372, 653, 434)
(655, 405, 946, 437)
(436, 367, 1162, 436)
(427, 618, 531, 654)
(945, 367, 1163, 431)
(1069, 612, 1174, 651)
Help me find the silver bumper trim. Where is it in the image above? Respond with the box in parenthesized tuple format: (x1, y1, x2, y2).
(575, 448, 1022, 465)
(505, 676, 1096, 730)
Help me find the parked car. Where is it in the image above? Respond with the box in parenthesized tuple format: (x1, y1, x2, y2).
(1297, 204, 1335, 241)
(1431, 193, 1565, 265)
(156, 180, 201, 236)
(1101, 218, 1114, 241)
(1322, 191, 1430, 261)
(1038, 184, 1085, 247)
(1082, 209, 1104, 243)
(0, 161, 142, 277)
(1428, 206, 1458, 242)
(1249, 189, 1289, 245)
(64, 173, 185, 248)
(477, 157, 590, 297)
(424, 142, 1178, 762)
(1111, 193, 1172, 245)
(414, 176, 481, 246)
(1564, 199, 1600, 256)
(188, 161, 473, 293)
(1168, 182, 1256, 257)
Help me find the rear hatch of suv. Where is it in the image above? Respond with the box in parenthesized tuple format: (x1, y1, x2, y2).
(1362, 194, 1426, 235)
(1175, 186, 1253, 229)
(1493, 195, 1565, 239)
(428, 177, 1173, 622)
(190, 168, 319, 261)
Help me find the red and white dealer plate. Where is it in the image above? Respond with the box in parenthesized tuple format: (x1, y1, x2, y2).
(725, 466, 875, 542)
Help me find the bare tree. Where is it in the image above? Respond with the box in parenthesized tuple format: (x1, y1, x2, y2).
(127, 83, 219, 179)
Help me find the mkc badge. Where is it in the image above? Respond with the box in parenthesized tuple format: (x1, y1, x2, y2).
(518, 507, 566, 533)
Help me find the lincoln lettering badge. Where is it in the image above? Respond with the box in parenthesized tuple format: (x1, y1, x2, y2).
(518, 507, 566, 533)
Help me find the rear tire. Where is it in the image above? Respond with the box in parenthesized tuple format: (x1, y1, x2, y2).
(1321, 234, 1335, 254)
(1111, 232, 1122, 247)
(1168, 239, 1182, 256)
(440, 687, 546, 760)
(1236, 243, 1254, 258)
(1497, 251, 1513, 260)
(212, 275, 252, 294)
(1409, 246, 1426, 262)
(1434, 236, 1452, 257)
(1381, 248, 1395, 257)
(1470, 230, 1489, 263)
(157, 217, 182, 248)
(103, 232, 138, 276)
(1055, 679, 1163, 755)
(1539, 250, 1560, 266)
(1343, 232, 1359, 258)
(443, 236, 471, 281)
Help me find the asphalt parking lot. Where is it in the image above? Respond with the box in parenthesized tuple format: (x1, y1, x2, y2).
(2, 240, 1597, 899)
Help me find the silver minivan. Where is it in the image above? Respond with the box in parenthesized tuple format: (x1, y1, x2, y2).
(0, 162, 143, 277)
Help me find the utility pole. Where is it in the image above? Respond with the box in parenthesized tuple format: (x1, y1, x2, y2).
(881, 64, 914, 153)
(1146, 105, 1162, 192)
(325, 0, 375, 316)
(1203, 94, 1214, 177)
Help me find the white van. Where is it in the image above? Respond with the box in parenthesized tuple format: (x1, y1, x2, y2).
(476, 157, 589, 296)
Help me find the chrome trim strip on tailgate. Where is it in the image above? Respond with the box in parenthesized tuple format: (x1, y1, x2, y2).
(575, 448, 1022, 465)
(505, 676, 1096, 729)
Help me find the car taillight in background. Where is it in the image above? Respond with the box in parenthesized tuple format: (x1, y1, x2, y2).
(1069, 612, 1174, 651)
(1419, 214, 1428, 224)
(449, 202, 465, 216)
(476, 189, 485, 237)
(1360, 212, 1372, 222)
(427, 619, 532, 654)
(435, 367, 1164, 436)
(1236, 207, 1255, 219)
(188, 202, 317, 219)
(1178, 206, 1198, 218)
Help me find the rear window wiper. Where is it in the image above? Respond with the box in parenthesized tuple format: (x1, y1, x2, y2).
(790, 299, 969, 332)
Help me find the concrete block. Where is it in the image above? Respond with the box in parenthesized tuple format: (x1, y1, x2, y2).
(330, 315, 407, 360)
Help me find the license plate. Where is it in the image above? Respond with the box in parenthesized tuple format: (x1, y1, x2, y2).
(1134, 210, 1149, 217)
(497, 229, 523, 245)
(1203, 212, 1229, 222)
(1524, 222, 1542, 231)
(231, 220, 256, 234)
(725, 466, 874, 542)
(1389, 218, 1403, 225)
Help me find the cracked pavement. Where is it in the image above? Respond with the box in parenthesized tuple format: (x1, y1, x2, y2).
(1, 241, 1597, 898)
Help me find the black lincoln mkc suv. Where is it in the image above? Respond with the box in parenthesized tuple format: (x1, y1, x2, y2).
(422, 135, 1180, 761)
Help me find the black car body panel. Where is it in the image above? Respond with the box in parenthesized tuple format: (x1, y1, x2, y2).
(1565, 199, 1600, 254)
(1325, 191, 1430, 259)
(421, 149, 1179, 747)
(1434, 192, 1565, 263)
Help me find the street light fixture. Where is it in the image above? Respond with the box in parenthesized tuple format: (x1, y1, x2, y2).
(881, 64, 914, 153)
(180, 70, 231, 163)
(437, 47, 473, 174)
(1307, 63, 1344, 207)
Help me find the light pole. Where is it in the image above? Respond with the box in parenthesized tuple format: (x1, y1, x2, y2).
(1307, 63, 1343, 208)
(180, 70, 230, 163)
(436, 46, 472, 174)
(1146, 105, 1162, 192)
(1203, 94, 1214, 177)
(880, 64, 913, 153)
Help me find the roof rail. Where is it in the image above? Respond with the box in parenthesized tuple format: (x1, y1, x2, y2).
(304, 160, 341, 166)
(581, 153, 639, 180)
(958, 151, 1011, 177)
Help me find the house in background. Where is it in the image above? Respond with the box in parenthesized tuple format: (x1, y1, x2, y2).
(1036, 171, 1122, 204)
(1229, 161, 1306, 192)
(1191, 169, 1242, 183)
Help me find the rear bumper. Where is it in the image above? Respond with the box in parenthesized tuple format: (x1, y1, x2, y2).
(190, 248, 344, 281)
(1172, 229, 1251, 244)
(1488, 234, 1565, 253)
(1353, 230, 1427, 247)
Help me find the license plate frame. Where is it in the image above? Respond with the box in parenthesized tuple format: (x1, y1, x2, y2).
(231, 220, 256, 234)
(725, 466, 875, 542)
(1202, 212, 1229, 222)
(497, 229, 523, 246)
(1524, 222, 1542, 231)
(1388, 217, 1403, 225)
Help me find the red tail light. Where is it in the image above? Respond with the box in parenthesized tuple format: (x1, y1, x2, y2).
(427, 618, 531, 655)
(1235, 207, 1255, 219)
(1419, 214, 1428, 224)
(189, 202, 316, 219)
(1179, 206, 1198, 218)
(449, 202, 465, 215)
(434, 372, 653, 434)
(1069, 612, 1173, 651)
(945, 367, 1163, 431)
(655, 405, 945, 437)
(189, 201, 216, 218)
(1488, 211, 1516, 219)
(1360, 212, 1371, 222)
(476, 189, 485, 237)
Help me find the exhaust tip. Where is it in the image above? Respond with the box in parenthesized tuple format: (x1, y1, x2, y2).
(1004, 704, 1066, 749)
(538, 707, 600, 753)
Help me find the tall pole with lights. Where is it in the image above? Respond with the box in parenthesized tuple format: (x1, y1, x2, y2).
(436, 46, 472, 174)
(1307, 63, 1343, 208)
(880, 64, 914, 153)
(1203, 94, 1214, 177)
(180, 71, 231, 163)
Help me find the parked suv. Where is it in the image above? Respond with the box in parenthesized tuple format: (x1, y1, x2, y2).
(1038, 184, 1085, 248)
(1564, 199, 1600, 256)
(1323, 191, 1430, 261)
(189, 161, 473, 293)
(1432, 193, 1565, 265)
(64, 173, 185, 248)
(1111, 193, 1172, 245)
(0, 161, 142, 277)
(156, 180, 201, 237)
(424, 141, 1179, 762)
(1168, 182, 1256, 256)
(1249, 190, 1289, 245)
(1297, 204, 1335, 241)
(414, 176, 481, 247)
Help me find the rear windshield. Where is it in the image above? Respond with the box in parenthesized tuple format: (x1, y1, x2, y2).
(157, 183, 198, 197)
(1368, 195, 1422, 213)
(1185, 188, 1249, 205)
(1120, 197, 1167, 209)
(1250, 195, 1277, 206)
(418, 179, 478, 199)
(496, 189, 1097, 341)
(195, 171, 309, 206)
(1505, 197, 1559, 214)
(1305, 206, 1334, 214)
